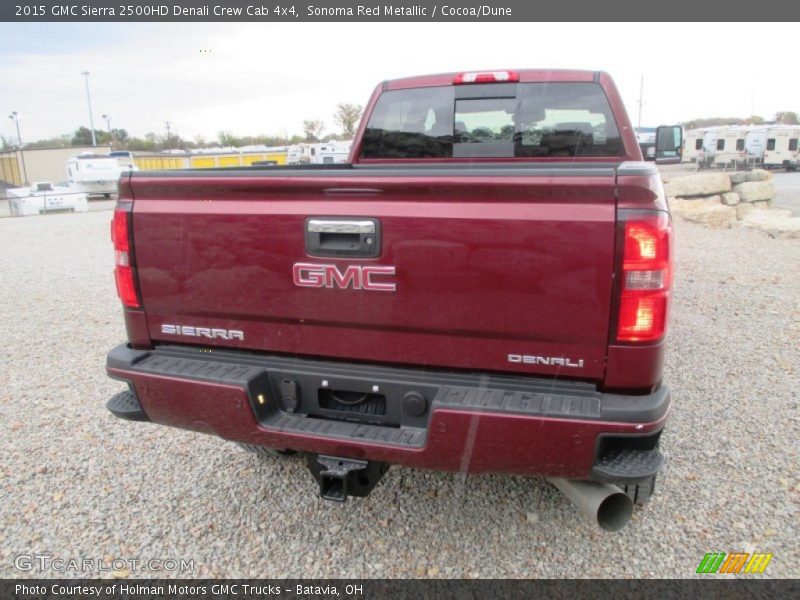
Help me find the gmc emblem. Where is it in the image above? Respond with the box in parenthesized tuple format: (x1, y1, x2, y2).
(293, 262, 397, 292)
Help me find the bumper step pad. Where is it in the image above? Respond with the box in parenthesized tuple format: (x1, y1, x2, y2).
(267, 412, 426, 448)
(591, 448, 664, 484)
(106, 389, 149, 422)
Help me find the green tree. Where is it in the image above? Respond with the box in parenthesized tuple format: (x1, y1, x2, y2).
(334, 103, 362, 138)
(110, 128, 129, 145)
(303, 120, 325, 142)
(681, 117, 747, 129)
(218, 130, 238, 146)
(71, 126, 106, 146)
(24, 135, 72, 149)
(775, 111, 799, 125)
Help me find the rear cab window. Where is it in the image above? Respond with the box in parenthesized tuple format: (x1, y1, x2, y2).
(360, 82, 625, 159)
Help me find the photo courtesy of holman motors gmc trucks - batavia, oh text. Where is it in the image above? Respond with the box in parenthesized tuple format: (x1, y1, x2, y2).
(105, 69, 683, 531)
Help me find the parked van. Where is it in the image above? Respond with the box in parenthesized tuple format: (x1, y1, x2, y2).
(764, 126, 800, 170)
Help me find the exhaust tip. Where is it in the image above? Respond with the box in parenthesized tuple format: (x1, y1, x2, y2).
(548, 477, 634, 532)
(597, 491, 633, 532)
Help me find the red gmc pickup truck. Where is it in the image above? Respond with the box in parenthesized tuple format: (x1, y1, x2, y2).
(106, 69, 682, 531)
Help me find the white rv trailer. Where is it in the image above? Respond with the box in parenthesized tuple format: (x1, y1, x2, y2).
(6, 181, 88, 216)
(66, 154, 125, 197)
(310, 141, 351, 164)
(682, 129, 707, 163)
(697, 128, 719, 168)
(744, 127, 767, 166)
(712, 127, 749, 168)
(764, 126, 800, 170)
(287, 145, 304, 164)
(288, 141, 352, 165)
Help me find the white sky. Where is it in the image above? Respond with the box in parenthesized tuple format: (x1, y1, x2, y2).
(1, 22, 797, 143)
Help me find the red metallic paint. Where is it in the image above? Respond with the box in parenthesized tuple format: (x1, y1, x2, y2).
(604, 342, 666, 391)
(123, 309, 151, 348)
(108, 366, 668, 478)
(130, 178, 618, 380)
(108, 70, 673, 479)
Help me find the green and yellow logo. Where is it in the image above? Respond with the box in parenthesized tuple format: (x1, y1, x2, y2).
(696, 552, 773, 574)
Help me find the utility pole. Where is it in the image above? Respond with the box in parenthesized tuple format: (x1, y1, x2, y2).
(637, 74, 644, 129)
(81, 71, 97, 146)
(165, 121, 171, 149)
(8, 111, 29, 184)
(102, 114, 113, 146)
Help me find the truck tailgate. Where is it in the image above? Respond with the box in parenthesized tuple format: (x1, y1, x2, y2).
(130, 167, 617, 380)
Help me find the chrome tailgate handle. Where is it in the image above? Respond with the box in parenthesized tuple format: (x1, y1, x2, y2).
(305, 217, 381, 258)
(307, 219, 376, 235)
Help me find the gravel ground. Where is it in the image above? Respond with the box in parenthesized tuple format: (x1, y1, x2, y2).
(0, 210, 798, 579)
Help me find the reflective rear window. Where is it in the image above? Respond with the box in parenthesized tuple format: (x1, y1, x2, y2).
(360, 83, 625, 159)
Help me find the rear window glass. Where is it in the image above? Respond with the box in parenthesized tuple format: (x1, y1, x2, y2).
(767, 139, 776, 151)
(360, 83, 625, 159)
(736, 139, 745, 151)
(455, 98, 516, 144)
(790, 139, 798, 151)
(695, 138, 703, 150)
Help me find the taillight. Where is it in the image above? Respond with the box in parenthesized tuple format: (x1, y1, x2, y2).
(615, 212, 672, 342)
(111, 203, 140, 308)
(454, 70, 519, 84)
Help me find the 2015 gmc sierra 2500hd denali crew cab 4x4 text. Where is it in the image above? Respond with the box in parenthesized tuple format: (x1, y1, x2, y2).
(105, 69, 682, 531)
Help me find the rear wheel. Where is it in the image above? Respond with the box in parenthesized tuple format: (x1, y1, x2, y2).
(237, 443, 297, 459)
(622, 475, 657, 505)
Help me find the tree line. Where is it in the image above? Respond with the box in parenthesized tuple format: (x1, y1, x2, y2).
(681, 111, 798, 130)
(0, 103, 363, 152)
(3, 106, 797, 152)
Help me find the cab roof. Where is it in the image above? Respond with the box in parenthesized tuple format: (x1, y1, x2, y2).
(385, 69, 601, 90)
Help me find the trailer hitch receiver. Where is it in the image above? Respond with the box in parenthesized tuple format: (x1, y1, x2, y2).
(306, 454, 390, 502)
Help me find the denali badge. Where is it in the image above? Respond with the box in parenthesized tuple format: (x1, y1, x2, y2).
(161, 324, 244, 341)
(508, 354, 584, 368)
(293, 262, 396, 292)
